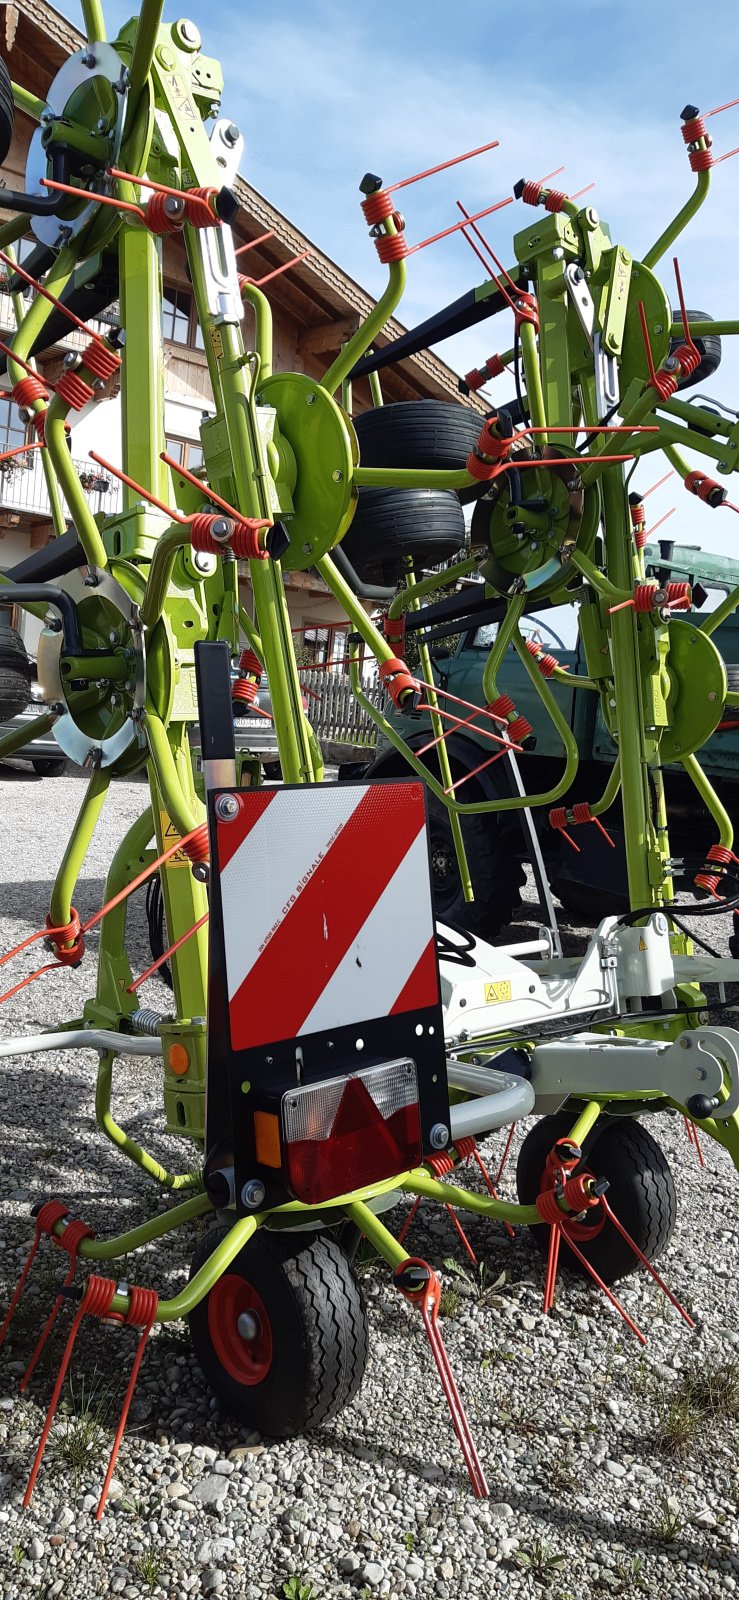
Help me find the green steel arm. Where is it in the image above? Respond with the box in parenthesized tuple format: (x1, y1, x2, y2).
(0, 710, 56, 761)
(95, 1050, 203, 1190)
(681, 751, 734, 851)
(49, 766, 110, 931)
(145, 710, 203, 838)
(589, 756, 622, 819)
(322, 253, 407, 398)
(643, 167, 711, 270)
(670, 320, 739, 337)
(81, 0, 106, 41)
(238, 603, 264, 660)
(140, 525, 189, 630)
(387, 556, 480, 618)
(11, 84, 45, 121)
(240, 283, 273, 380)
(354, 465, 475, 490)
(481, 594, 526, 703)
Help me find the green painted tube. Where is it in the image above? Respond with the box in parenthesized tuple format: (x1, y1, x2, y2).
(368, 370, 383, 408)
(0, 711, 55, 760)
(643, 168, 711, 270)
(406, 1171, 540, 1225)
(670, 320, 739, 338)
(123, 0, 164, 138)
(404, 564, 472, 903)
(701, 586, 739, 638)
(387, 557, 479, 620)
(518, 319, 547, 434)
(682, 751, 733, 850)
(240, 283, 273, 380)
(481, 594, 525, 704)
(49, 767, 110, 930)
(566, 1100, 602, 1146)
(0, 216, 32, 251)
(354, 465, 473, 491)
(145, 712, 202, 838)
(81, 0, 106, 41)
(589, 756, 621, 819)
(127, 1216, 259, 1323)
(140, 527, 188, 630)
(571, 550, 628, 605)
(322, 258, 407, 398)
(601, 467, 654, 908)
(238, 603, 264, 661)
(318, 553, 396, 666)
(95, 1050, 202, 1190)
(11, 83, 45, 121)
(60, 1194, 211, 1264)
(345, 1200, 410, 1269)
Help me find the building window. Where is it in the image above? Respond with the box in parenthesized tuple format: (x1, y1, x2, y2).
(162, 285, 208, 350)
(301, 625, 348, 667)
(166, 435, 205, 473)
(0, 399, 29, 456)
(162, 286, 193, 346)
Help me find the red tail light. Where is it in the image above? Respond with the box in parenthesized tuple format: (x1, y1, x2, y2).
(282, 1059, 422, 1204)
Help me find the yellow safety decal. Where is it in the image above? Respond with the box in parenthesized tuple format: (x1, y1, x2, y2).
(484, 980, 512, 1005)
(159, 809, 190, 867)
(639, 936, 647, 951)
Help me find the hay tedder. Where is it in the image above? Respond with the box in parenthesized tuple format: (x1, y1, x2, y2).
(2, 0, 739, 1512)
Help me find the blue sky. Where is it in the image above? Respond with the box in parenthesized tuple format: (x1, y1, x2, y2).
(53, 0, 739, 560)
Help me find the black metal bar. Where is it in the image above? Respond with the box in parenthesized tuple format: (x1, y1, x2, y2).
(349, 278, 524, 380)
(1, 582, 83, 652)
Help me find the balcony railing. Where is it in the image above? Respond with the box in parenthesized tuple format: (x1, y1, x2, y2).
(0, 453, 123, 520)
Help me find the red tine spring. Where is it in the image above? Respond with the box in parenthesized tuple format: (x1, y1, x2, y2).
(55, 369, 94, 410)
(181, 824, 209, 865)
(82, 341, 121, 382)
(375, 232, 411, 263)
(12, 373, 48, 409)
(361, 189, 395, 224)
(239, 649, 262, 677)
(685, 470, 727, 507)
(232, 676, 259, 707)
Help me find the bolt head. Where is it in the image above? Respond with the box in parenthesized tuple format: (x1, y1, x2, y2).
(241, 1178, 266, 1209)
(215, 793, 239, 821)
(306, 393, 317, 405)
(237, 1310, 260, 1341)
(223, 123, 240, 147)
(429, 1123, 449, 1151)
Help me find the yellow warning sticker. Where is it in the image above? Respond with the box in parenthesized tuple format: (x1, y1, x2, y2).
(639, 936, 648, 951)
(484, 980, 512, 1005)
(159, 809, 190, 867)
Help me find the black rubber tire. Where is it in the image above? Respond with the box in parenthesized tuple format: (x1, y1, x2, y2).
(145, 875, 173, 990)
(354, 399, 486, 508)
(188, 1226, 369, 1436)
(341, 487, 465, 583)
(355, 400, 481, 469)
(670, 307, 722, 392)
(0, 57, 14, 171)
(516, 1114, 677, 1285)
(428, 794, 525, 939)
(31, 756, 68, 777)
(0, 620, 32, 719)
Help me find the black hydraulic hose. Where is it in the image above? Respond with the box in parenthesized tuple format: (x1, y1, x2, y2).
(0, 150, 70, 217)
(332, 544, 396, 603)
(1, 583, 83, 653)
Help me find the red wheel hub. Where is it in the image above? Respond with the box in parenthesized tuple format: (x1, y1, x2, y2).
(208, 1274, 273, 1385)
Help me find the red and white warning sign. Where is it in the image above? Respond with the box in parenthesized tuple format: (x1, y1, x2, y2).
(216, 781, 439, 1050)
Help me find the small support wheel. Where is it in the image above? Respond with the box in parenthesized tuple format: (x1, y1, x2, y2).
(188, 1226, 369, 1435)
(516, 1115, 677, 1285)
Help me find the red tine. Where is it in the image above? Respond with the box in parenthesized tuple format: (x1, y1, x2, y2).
(161, 449, 270, 528)
(642, 470, 675, 499)
(569, 182, 596, 202)
(89, 451, 189, 522)
(0, 338, 54, 387)
(644, 508, 676, 538)
(241, 251, 310, 288)
(0, 441, 42, 463)
(704, 95, 739, 118)
(672, 256, 697, 352)
(41, 176, 146, 222)
(235, 230, 276, 257)
(455, 200, 518, 308)
(411, 195, 513, 255)
(387, 139, 500, 193)
(638, 301, 660, 386)
(107, 164, 190, 199)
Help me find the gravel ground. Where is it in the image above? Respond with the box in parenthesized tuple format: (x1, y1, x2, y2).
(1, 761, 738, 1600)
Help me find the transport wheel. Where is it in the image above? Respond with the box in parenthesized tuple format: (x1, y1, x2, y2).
(0, 620, 32, 720)
(31, 757, 68, 777)
(355, 399, 483, 505)
(428, 795, 525, 939)
(340, 487, 465, 584)
(188, 1226, 369, 1435)
(516, 1114, 677, 1285)
(0, 58, 14, 170)
(670, 306, 721, 391)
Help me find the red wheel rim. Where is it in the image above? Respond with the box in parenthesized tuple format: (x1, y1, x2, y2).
(208, 1274, 273, 1385)
(539, 1165, 607, 1243)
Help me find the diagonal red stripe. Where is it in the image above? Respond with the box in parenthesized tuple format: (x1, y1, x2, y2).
(216, 788, 277, 872)
(229, 783, 426, 1049)
(389, 937, 438, 1015)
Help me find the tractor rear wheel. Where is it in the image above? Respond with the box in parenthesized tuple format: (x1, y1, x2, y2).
(516, 1114, 677, 1285)
(188, 1226, 369, 1435)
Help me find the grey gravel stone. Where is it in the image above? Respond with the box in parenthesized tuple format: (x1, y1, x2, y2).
(190, 1476, 231, 1508)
